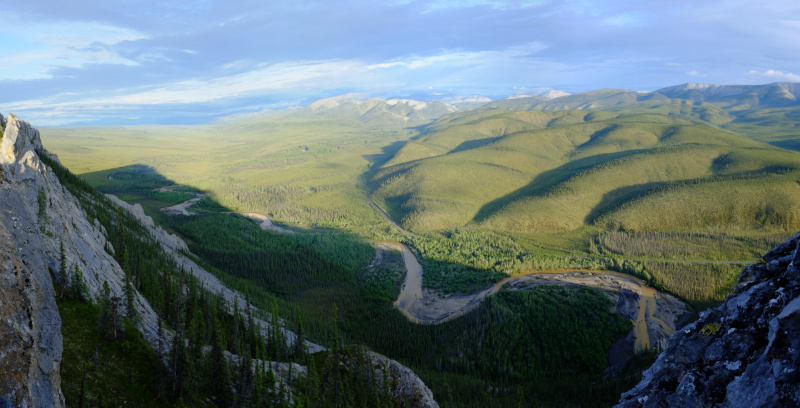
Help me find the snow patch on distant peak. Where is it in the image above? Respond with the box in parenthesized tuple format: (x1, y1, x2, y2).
(507, 90, 570, 100)
(386, 99, 428, 110)
(440, 95, 492, 104)
(664, 83, 748, 97)
(386, 99, 458, 112)
(308, 93, 369, 110)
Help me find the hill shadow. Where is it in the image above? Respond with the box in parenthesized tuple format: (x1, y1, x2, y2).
(770, 140, 800, 152)
(82, 164, 180, 194)
(80, 164, 230, 226)
(359, 140, 407, 188)
(582, 181, 673, 225)
(448, 137, 503, 154)
(472, 150, 646, 223)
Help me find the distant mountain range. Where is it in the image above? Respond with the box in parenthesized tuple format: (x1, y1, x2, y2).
(507, 90, 571, 99)
(656, 82, 800, 109)
(223, 82, 800, 149)
(288, 93, 459, 127)
(490, 82, 800, 111)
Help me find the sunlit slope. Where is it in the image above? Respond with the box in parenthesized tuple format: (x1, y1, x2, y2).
(722, 106, 800, 150)
(387, 102, 736, 168)
(385, 110, 593, 166)
(371, 110, 800, 234)
(595, 175, 800, 232)
(42, 117, 418, 234)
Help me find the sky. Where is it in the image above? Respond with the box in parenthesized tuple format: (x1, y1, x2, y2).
(1, 0, 799, 125)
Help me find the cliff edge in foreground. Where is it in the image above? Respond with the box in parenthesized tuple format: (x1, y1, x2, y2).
(0, 113, 439, 407)
(617, 232, 800, 407)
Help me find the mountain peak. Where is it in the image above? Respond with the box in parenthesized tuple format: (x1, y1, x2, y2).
(657, 83, 752, 98)
(507, 90, 571, 100)
(0, 113, 44, 168)
(439, 94, 492, 104)
(306, 93, 372, 111)
(295, 94, 459, 125)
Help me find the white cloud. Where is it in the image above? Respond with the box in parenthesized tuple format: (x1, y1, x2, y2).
(393, 0, 545, 11)
(687, 70, 704, 77)
(366, 42, 547, 71)
(13, 59, 363, 108)
(0, 19, 147, 80)
(747, 69, 800, 82)
(4, 42, 562, 124)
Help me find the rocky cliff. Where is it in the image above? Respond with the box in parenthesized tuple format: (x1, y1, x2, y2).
(0, 113, 167, 407)
(0, 113, 439, 407)
(0, 113, 73, 407)
(616, 232, 800, 407)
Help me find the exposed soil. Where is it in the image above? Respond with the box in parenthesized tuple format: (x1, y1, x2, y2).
(387, 242, 689, 359)
(237, 212, 295, 234)
(155, 186, 207, 216)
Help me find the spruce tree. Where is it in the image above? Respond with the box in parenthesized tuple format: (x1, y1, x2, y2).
(208, 319, 234, 407)
(292, 311, 307, 364)
(97, 281, 118, 340)
(156, 316, 166, 398)
(37, 186, 48, 223)
(237, 345, 253, 407)
(169, 326, 190, 400)
(69, 263, 87, 302)
(124, 269, 137, 320)
(115, 206, 126, 263)
(57, 239, 67, 297)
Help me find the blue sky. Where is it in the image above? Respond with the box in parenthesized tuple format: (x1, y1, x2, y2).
(1, 0, 799, 125)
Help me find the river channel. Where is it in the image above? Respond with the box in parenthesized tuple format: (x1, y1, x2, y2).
(383, 241, 687, 353)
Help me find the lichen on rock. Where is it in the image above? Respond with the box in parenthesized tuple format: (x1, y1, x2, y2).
(616, 231, 800, 407)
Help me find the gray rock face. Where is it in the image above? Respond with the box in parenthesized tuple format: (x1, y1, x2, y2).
(0, 114, 165, 406)
(105, 195, 189, 252)
(616, 232, 800, 407)
(366, 351, 439, 408)
(0, 114, 437, 407)
(106, 193, 325, 353)
(0, 114, 65, 407)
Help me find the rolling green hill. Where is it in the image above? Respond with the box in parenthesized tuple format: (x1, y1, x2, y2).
(40, 88, 800, 301)
(369, 108, 800, 234)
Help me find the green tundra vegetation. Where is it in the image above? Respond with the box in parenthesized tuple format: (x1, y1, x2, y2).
(43, 152, 431, 407)
(43, 150, 642, 407)
(38, 92, 800, 406)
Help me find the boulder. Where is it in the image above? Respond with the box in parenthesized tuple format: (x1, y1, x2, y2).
(616, 232, 800, 407)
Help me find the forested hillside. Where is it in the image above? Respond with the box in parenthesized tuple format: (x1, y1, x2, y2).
(40, 151, 437, 408)
(37, 86, 800, 407)
(371, 108, 800, 234)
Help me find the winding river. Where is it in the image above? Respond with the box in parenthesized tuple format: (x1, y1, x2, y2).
(384, 241, 687, 353)
(158, 188, 686, 354)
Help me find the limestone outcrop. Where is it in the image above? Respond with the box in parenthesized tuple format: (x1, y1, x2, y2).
(0, 114, 64, 407)
(367, 351, 440, 408)
(0, 113, 438, 407)
(616, 232, 800, 407)
(0, 113, 168, 407)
